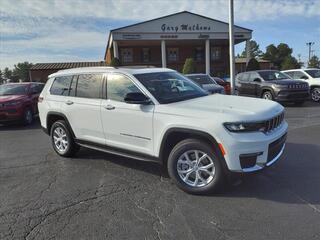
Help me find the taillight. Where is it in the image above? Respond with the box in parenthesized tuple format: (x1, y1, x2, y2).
(38, 96, 44, 103)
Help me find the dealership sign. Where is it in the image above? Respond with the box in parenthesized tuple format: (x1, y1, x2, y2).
(161, 23, 212, 32)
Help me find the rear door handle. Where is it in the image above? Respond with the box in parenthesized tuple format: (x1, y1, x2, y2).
(104, 104, 115, 110)
(65, 100, 74, 105)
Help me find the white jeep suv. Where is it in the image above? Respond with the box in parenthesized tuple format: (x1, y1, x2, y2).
(38, 67, 288, 194)
(282, 68, 320, 102)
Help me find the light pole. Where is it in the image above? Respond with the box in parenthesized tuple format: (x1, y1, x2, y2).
(229, 0, 235, 95)
(306, 42, 315, 64)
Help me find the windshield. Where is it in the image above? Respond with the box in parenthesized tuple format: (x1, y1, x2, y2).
(305, 69, 320, 78)
(0, 84, 29, 96)
(187, 75, 216, 85)
(134, 72, 208, 104)
(258, 71, 289, 81)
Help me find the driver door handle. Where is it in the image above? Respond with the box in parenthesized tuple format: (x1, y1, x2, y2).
(104, 104, 115, 110)
(65, 100, 74, 105)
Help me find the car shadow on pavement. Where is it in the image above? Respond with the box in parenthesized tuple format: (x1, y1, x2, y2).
(218, 142, 320, 205)
(0, 119, 41, 131)
(282, 101, 319, 108)
(76, 147, 168, 178)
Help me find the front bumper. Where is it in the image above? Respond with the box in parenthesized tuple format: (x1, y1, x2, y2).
(221, 121, 288, 173)
(275, 90, 309, 102)
(0, 108, 23, 123)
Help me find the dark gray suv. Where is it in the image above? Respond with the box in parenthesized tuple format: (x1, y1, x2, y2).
(236, 70, 309, 105)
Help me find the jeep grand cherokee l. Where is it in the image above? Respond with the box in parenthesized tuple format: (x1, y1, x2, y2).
(0, 82, 44, 125)
(38, 67, 288, 194)
(236, 70, 309, 105)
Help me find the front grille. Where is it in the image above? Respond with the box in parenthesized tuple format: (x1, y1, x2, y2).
(264, 112, 285, 133)
(288, 83, 308, 89)
(267, 133, 287, 162)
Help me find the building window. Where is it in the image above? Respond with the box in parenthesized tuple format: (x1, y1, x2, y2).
(211, 47, 221, 61)
(194, 47, 204, 61)
(168, 48, 179, 62)
(121, 48, 133, 63)
(142, 48, 150, 63)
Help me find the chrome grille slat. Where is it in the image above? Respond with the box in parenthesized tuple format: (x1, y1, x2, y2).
(264, 112, 285, 133)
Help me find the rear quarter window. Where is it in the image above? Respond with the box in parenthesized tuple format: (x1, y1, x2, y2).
(50, 76, 73, 96)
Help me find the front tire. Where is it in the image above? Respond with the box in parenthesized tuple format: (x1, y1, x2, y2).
(167, 139, 225, 194)
(311, 88, 320, 102)
(50, 120, 79, 157)
(23, 108, 33, 125)
(262, 91, 274, 101)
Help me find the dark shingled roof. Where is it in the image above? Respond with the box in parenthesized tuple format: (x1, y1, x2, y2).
(30, 61, 108, 70)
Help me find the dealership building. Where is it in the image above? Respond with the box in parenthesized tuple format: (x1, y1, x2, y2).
(30, 11, 271, 82)
(105, 11, 252, 76)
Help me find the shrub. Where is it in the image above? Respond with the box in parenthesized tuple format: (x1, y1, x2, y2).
(110, 57, 121, 67)
(246, 58, 260, 71)
(182, 58, 196, 74)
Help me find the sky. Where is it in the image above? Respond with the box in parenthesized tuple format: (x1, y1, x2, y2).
(0, 0, 319, 69)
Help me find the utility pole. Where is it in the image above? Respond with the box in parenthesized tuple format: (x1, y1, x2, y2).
(306, 42, 315, 64)
(229, 0, 235, 95)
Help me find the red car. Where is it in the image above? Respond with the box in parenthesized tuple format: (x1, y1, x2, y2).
(212, 77, 231, 95)
(0, 82, 44, 125)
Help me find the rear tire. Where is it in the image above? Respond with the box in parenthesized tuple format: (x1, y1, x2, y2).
(50, 120, 79, 157)
(167, 138, 225, 194)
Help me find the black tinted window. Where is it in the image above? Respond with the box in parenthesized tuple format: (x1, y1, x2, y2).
(107, 74, 141, 102)
(76, 74, 102, 99)
(50, 76, 72, 96)
(30, 84, 44, 94)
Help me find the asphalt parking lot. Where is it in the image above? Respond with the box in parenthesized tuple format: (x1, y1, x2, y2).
(1, 102, 320, 240)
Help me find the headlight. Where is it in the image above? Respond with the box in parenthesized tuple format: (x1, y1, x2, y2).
(4, 101, 22, 107)
(224, 122, 266, 133)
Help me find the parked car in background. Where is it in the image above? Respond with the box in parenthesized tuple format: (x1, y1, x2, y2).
(213, 77, 231, 95)
(0, 82, 44, 125)
(39, 67, 287, 194)
(282, 68, 320, 102)
(185, 74, 225, 94)
(235, 70, 309, 105)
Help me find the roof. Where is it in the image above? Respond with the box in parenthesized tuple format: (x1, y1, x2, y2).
(283, 68, 319, 72)
(235, 58, 271, 63)
(49, 67, 175, 78)
(110, 11, 253, 33)
(30, 61, 108, 70)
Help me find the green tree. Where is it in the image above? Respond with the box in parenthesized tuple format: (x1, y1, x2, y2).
(182, 58, 196, 74)
(0, 70, 4, 84)
(308, 55, 320, 68)
(281, 56, 301, 70)
(110, 57, 121, 67)
(12, 61, 33, 82)
(3, 67, 12, 79)
(241, 40, 263, 58)
(246, 58, 260, 71)
(263, 43, 294, 69)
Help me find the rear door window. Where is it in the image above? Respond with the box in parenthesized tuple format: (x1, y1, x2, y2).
(76, 74, 102, 99)
(50, 76, 73, 96)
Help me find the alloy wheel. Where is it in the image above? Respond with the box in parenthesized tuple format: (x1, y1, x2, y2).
(263, 92, 273, 100)
(53, 127, 69, 154)
(177, 150, 215, 187)
(25, 109, 33, 124)
(311, 88, 320, 102)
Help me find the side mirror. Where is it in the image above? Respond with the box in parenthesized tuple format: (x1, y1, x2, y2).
(253, 78, 261, 82)
(124, 92, 152, 105)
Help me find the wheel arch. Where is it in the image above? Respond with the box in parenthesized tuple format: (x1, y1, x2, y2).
(260, 87, 274, 97)
(46, 111, 75, 137)
(159, 128, 228, 171)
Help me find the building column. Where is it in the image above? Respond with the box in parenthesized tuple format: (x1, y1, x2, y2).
(161, 40, 166, 68)
(205, 39, 210, 75)
(113, 41, 119, 59)
(245, 39, 251, 66)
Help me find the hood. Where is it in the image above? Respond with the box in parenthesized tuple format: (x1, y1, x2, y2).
(156, 94, 283, 122)
(0, 95, 26, 103)
(269, 79, 305, 85)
